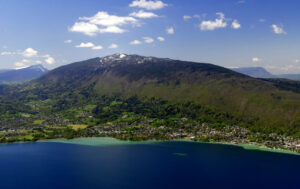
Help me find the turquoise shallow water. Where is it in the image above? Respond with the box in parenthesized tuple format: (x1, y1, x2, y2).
(47, 137, 300, 155)
(0, 139, 300, 188)
(47, 137, 155, 146)
(237, 143, 300, 155)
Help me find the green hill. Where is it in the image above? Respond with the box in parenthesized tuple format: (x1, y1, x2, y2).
(1, 54, 300, 137)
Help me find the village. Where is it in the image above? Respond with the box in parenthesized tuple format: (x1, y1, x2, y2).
(92, 119, 300, 153)
(0, 112, 300, 154)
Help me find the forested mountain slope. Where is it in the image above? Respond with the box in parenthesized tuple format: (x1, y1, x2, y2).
(1, 54, 300, 136)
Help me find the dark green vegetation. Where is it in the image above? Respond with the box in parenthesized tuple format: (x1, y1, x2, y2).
(0, 54, 300, 151)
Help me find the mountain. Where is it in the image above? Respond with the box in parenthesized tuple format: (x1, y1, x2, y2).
(277, 74, 300, 81)
(0, 64, 48, 84)
(232, 67, 300, 81)
(0, 69, 11, 73)
(232, 67, 274, 78)
(1, 54, 300, 136)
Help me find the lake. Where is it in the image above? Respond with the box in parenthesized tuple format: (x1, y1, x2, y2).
(0, 138, 299, 189)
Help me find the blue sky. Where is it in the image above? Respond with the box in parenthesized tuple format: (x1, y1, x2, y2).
(0, 0, 300, 74)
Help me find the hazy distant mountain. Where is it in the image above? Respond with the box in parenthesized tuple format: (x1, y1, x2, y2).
(0, 64, 48, 84)
(232, 67, 300, 81)
(232, 67, 274, 78)
(277, 74, 300, 81)
(0, 69, 11, 73)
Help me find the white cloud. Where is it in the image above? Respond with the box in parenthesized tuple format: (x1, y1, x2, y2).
(23, 48, 38, 57)
(2, 47, 55, 66)
(166, 27, 174, 34)
(231, 20, 241, 29)
(42, 54, 56, 64)
(265, 65, 300, 74)
(75, 42, 95, 48)
(70, 11, 138, 36)
(69, 22, 100, 36)
(0, 51, 16, 55)
(108, 44, 118, 49)
(80, 12, 137, 27)
(200, 12, 227, 31)
(75, 42, 103, 50)
(143, 37, 154, 43)
(45, 56, 55, 64)
(130, 10, 158, 18)
(92, 45, 103, 50)
(130, 40, 142, 45)
(252, 57, 261, 62)
(183, 15, 192, 21)
(14, 59, 30, 68)
(271, 24, 287, 35)
(98, 26, 125, 33)
(129, 0, 168, 10)
(64, 40, 72, 43)
(157, 36, 165, 41)
(226, 66, 239, 69)
(294, 59, 300, 63)
(15, 63, 26, 68)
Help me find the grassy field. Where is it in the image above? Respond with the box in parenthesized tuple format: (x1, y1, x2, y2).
(69, 124, 88, 130)
(33, 120, 45, 124)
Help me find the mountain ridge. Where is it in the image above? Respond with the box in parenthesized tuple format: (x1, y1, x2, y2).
(1, 54, 300, 137)
(24, 54, 299, 133)
(0, 64, 48, 84)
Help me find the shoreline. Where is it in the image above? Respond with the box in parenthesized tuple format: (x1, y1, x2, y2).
(170, 139, 300, 156)
(204, 141, 300, 156)
(45, 137, 300, 156)
(1, 136, 299, 156)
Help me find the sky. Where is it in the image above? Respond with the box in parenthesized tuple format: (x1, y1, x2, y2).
(0, 0, 300, 74)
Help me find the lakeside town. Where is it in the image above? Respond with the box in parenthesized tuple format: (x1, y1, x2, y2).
(1, 114, 300, 154)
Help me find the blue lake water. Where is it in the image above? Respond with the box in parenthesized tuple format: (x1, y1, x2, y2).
(0, 138, 300, 189)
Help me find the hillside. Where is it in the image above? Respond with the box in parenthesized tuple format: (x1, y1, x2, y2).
(0, 64, 48, 84)
(13, 54, 297, 131)
(0, 54, 300, 147)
